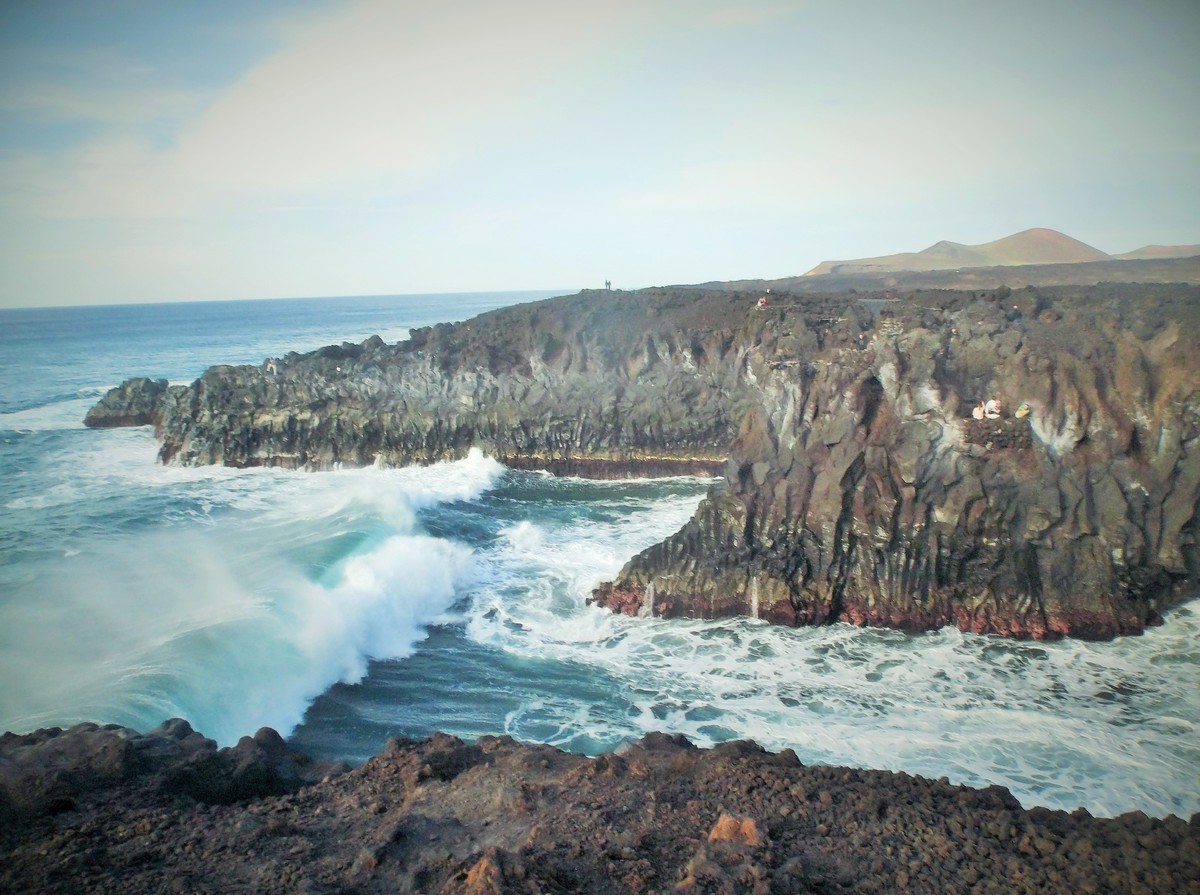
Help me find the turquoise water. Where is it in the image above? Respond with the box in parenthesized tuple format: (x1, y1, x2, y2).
(1, 292, 1197, 818)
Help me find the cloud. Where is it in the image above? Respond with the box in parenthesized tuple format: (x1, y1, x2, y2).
(2, 0, 1198, 305)
(6, 0, 640, 221)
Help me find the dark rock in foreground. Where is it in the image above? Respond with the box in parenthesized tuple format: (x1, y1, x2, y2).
(87, 281, 1200, 639)
(2, 721, 1196, 894)
(0, 719, 342, 819)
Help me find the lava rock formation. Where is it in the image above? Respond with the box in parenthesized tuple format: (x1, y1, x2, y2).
(3, 721, 1196, 894)
(87, 283, 1200, 639)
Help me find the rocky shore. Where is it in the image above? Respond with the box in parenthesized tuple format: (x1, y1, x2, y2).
(3, 721, 1196, 894)
(87, 281, 1200, 640)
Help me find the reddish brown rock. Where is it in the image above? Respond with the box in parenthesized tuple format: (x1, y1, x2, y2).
(3, 721, 1198, 894)
(708, 813, 764, 847)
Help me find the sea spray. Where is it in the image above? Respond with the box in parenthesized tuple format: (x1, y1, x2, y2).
(404, 471, 1199, 818)
(0, 452, 502, 745)
(4, 293, 1198, 821)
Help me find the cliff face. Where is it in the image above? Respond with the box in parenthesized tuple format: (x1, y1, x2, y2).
(597, 284, 1200, 639)
(150, 290, 751, 477)
(91, 283, 1200, 639)
(83, 377, 179, 429)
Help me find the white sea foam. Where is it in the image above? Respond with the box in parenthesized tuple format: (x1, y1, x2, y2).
(463, 487, 1200, 818)
(467, 489, 704, 650)
(0, 451, 499, 745)
(0, 396, 95, 433)
(5, 482, 80, 512)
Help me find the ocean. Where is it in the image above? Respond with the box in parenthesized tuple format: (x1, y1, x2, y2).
(1, 291, 1197, 819)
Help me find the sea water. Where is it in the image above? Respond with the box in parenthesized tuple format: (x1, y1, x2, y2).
(1, 292, 1196, 819)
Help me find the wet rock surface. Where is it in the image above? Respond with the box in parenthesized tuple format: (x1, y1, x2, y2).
(594, 284, 1200, 640)
(89, 282, 1200, 639)
(2, 722, 1196, 894)
(83, 377, 181, 429)
(0, 720, 343, 821)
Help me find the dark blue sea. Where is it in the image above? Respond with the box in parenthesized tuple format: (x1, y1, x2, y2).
(1, 292, 1197, 818)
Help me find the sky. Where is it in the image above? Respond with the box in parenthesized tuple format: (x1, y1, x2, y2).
(1, 0, 1197, 308)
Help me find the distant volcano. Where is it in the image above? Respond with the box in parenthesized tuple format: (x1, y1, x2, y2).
(803, 228, 1128, 277)
(1113, 243, 1200, 260)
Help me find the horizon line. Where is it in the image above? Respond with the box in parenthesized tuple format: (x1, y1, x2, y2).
(0, 286, 577, 313)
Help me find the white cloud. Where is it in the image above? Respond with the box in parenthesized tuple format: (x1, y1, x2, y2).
(2, 0, 1198, 305)
(8, 0, 640, 221)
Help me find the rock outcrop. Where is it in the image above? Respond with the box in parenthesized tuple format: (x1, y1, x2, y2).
(0, 719, 341, 821)
(90, 282, 1200, 639)
(151, 293, 745, 476)
(596, 284, 1200, 639)
(83, 377, 180, 429)
(2, 721, 1196, 894)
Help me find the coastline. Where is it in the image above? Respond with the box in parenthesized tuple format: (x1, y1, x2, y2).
(88, 281, 1200, 641)
(3, 720, 1197, 894)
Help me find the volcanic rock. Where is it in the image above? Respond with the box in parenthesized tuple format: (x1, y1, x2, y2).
(595, 284, 1200, 640)
(1, 721, 1196, 894)
(0, 720, 341, 823)
(87, 282, 1200, 639)
(82, 377, 180, 429)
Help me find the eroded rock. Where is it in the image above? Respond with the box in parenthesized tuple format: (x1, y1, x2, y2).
(88, 284, 1200, 638)
(2, 722, 1197, 894)
(83, 377, 178, 429)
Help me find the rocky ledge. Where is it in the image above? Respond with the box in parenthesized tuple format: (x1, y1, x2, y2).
(3, 721, 1196, 894)
(87, 282, 1200, 639)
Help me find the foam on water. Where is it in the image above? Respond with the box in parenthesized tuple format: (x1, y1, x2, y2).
(466, 486, 707, 650)
(0, 450, 502, 745)
(461, 483, 1200, 818)
(4, 294, 1198, 821)
(0, 396, 97, 434)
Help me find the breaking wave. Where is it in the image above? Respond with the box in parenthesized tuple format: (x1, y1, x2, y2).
(5, 292, 1197, 823)
(0, 451, 502, 745)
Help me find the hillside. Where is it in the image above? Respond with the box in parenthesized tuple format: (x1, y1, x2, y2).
(803, 228, 1110, 277)
(1114, 244, 1200, 260)
(702, 254, 1200, 294)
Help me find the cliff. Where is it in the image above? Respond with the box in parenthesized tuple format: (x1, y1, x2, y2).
(88, 282, 1200, 640)
(3, 721, 1196, 894)
(143, 291, 748, 477)
(82, 377, 180, 429)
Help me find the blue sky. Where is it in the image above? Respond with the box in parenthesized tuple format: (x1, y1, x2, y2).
(1, 0, 1197, 307)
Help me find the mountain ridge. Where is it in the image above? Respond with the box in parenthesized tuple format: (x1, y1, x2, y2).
(1114, 243, 1200, 260)
(801, 227, 1177, 277)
